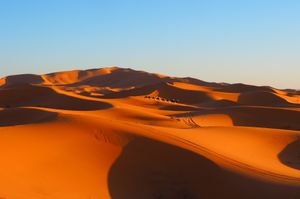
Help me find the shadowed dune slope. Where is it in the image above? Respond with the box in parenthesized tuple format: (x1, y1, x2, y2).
(0, 108, 58, 126)
(160, 104, 199, 111)
(216, 83, 273, 93)
(109, 137, 226, 199)
(279, 139, 300, 170)
(0, 84, 112, 110)
(109, 136, 300, 199)
(103, 82, 213, 104)
(173, 107, 300, 130)
(0, 74, 44, 88)
(238, 91, 291, 106)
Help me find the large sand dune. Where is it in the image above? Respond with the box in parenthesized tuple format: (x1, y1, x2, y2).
(0, 67, 299, 198)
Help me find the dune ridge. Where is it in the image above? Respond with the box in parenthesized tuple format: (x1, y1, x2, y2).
(0, 66, 299, 199)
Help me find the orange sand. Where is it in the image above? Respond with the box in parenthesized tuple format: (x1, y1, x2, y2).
(0, 67, 299, 198)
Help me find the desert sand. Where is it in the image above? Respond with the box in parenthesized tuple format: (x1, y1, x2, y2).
(0, 66, 300, 199)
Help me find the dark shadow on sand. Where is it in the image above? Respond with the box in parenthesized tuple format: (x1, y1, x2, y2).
(0, 84, 113, 111)
(171, 107, 300, 131)
(0, 108, 58, 127)
(108, 136, 300, 199)
(278, 139, 300, 170)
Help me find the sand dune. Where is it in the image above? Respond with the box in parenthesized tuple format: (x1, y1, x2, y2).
(103, 82, 214, 105)
(41, 67, 174, 89)
(0, 108, 57, 127)
(238, 91, 291, 106)
(0, 67, 299, 199)
(172, 106, 300, 130)
(216, 83, 273, 93)
(0, 74, 44, 88)
(0, 84, 112, 110)
(42, 67, 121, 85)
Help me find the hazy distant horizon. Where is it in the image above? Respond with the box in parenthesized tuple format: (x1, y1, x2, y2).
(1, 0, 299, 89)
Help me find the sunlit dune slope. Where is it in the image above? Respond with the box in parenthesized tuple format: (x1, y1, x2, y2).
(0, 66, 300, 199)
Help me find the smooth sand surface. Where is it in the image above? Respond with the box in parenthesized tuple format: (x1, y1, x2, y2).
(0, 67, 300, 199)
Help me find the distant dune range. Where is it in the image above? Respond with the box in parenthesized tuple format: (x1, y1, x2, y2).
(0, 66, 300, 199)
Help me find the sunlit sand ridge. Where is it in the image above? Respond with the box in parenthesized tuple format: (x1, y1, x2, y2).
(0, 67, 300, 199)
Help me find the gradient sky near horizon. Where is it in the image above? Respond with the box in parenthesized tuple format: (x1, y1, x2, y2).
(0, 0, 299, 89)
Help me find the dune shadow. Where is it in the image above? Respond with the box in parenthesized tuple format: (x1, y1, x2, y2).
(108, 136, 300, 199)
(237, 91, 300, 107)
(37, 93, 113, 110)
(224, 107, 300, 130)
(160, 105, 199, 111)
(0, 84, 113, 111)
(101, 82, 214, 105)
(171, 107, 300, 131)
(278, 139, 300, 170)
(214, 84, 273, 93)
(0, 108, 58, 127)
(1, 74, 44, 88)
(108, 137, 225, 199)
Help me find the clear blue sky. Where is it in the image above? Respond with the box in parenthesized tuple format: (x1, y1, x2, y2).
(0, 0, 299, 89)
